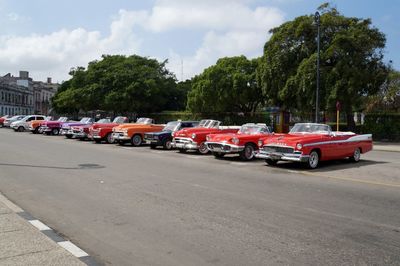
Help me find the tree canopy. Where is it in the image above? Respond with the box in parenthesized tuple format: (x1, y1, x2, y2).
(187, 56, 262, 114)
(258, 3, 388, 127)
(52, 55, 185, 114)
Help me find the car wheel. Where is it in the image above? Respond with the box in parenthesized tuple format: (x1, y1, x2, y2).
(239, 144, 256, 161)
(32, 128, 39, 134)
(265, 159, 278, 166)
(198, 142, 209, 155)
(66, 135, 72, 139)
(349, 148, 361, 162)
(0, 124, 3, 128)
(178, 149, 186, 153)
(52, 128, 59, 135)
(150, 144, 157, 149)
(94, 139, 102, 144)
(213, 152, 225, 158)
(308, 150, 319, 169)
(18, 126, 24, 132)
(131, 134, 142, 146)
(106, 133, 114, 144)
(163, 139, 173, 150)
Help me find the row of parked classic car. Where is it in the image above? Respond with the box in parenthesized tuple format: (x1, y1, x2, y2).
(0, 114, 373, 169)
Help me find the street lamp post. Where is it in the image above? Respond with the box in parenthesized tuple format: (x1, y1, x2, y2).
(315, 11, 321, 123)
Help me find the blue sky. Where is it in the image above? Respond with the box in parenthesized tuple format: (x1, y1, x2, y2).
(0, 0, 398, 82)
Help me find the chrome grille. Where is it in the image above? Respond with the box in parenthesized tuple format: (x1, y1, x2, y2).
(263, 146, 294, 154)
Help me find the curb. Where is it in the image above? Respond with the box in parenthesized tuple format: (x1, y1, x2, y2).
(0, 193, 99, 266)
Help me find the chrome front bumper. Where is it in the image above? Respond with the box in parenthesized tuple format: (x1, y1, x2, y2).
(73, 132, 87, 138)
(205, 142, 244, 153)
(112, 132, 130, 141)
(255, 150, 309, 162)
(172, 138, 198, 150)
(60, 129, 73, 135)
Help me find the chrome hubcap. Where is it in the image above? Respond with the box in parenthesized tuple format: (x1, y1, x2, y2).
(354, 149, 360, 161)
(199, 143, 208, 154)
(165, 141, 172, 149)
(107, 134, 113, 143)
(309, 152, 318, 168)
(132, 136, 141, 146)
(245, 146, 254, 159)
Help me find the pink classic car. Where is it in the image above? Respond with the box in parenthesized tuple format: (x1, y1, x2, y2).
(255, 123, 373, 169)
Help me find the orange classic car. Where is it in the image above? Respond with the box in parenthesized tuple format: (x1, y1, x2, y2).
(112, 118, 165, 146)
(27, 116, 53, 133)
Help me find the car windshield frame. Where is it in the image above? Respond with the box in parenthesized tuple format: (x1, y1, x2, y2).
(58, 117, 68, 122)
(79, 118, 91, 123)
(136, 118, 153, 124)
(238, 125, 269, 135)
(163, 121, 180, 131)
(97, 119, 111, 124)
(113, 117, 126, 123)
(290, 123, 332, 134)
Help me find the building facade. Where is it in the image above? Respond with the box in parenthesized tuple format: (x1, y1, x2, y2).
(0, 71, 59, 116)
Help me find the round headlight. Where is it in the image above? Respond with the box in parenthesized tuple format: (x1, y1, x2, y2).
(296, 143, 303, 150)
(191, 133, 196, 139)
(231, 137, 239, 145)
(258, 139, 264, 147)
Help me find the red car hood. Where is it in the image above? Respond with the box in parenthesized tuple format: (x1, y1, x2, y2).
(175, 127, 219, 137)
(91, 123, 118, 129)
(264, 133, 328, 146)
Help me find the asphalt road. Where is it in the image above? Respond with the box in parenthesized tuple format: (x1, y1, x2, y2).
(0, 128, 399, 266)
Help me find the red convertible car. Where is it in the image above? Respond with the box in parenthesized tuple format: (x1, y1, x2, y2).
(205, 123, 271, 160)
(255, 123, 373, 169)
(88, 116, 128, 144)
(71, 118, 111, 140)
(172, 119, 240, 154)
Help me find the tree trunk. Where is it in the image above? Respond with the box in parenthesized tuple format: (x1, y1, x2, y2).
(346, 112, 356, 132)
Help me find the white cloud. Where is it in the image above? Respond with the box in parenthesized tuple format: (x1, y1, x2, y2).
(0, 11, 142, 82)
(0, 1, 284, 82)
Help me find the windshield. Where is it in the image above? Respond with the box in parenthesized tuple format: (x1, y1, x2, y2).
(207, 120, 220, 128)
(45, 116, 53, 121)
(238, 125, 269, 135)
(136, 118, 153, 124)
(163, 121, 180, 131)
(113, 117, 127, 123)
(80, 117, 91, 123)
(10, 115, 23, 120)
(290, 123, 331, 134)
(197, 120, 209, 127)
(58, 117, 68, 122)
(97, 119, 111, 123)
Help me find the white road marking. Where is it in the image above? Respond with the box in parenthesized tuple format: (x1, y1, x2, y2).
(29, 219, 51, 231)
(58, 241, 89, 257)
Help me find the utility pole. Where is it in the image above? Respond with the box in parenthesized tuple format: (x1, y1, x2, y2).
(315, 11, 321, 123)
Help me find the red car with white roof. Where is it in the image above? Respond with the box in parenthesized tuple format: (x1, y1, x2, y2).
(255, 123, 373, 169)
(205, 123, 272, 160)
(172, 119, 240, 154)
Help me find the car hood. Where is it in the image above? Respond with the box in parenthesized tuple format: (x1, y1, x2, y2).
(62, 122, 90, 127)
(264, 133, 328, 146)
(146, 130, 172, 136)
(91, 122, 118, 129)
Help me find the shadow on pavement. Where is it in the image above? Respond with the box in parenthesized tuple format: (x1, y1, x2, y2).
(0, 163, 105, 170)
(266, 159, 388, 172)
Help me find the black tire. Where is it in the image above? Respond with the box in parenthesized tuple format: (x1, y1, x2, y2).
(349, 148, 361, 162)
(150, 144, 157, 149)
(66, 135, 72, 139)
(52, 128, 60, 135)
(105, 133, 114, 144)
(94, 139, 102, 144)
(32, 128, 39, 134)
(265, 159, 278, 166)
(178, 149, 186, 153)
(131, 134, 142, 146)
(198, 142, 209, 155)
(213, 152, 225, 158)
(162, 139, 173, 150)
(18, 126, 24, 132)
(239, 144, 256, 161)
(308, 150, 320, 169)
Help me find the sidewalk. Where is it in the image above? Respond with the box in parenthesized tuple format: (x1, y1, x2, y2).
(373, 141, 400, 152)
(0, 193, 90, 266)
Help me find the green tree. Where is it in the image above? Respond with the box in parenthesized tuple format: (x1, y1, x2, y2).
(187, 56, 262, 114)
(52, 55, 179, 114)
(258, 3, 388, 129)
(366, 70, 400, 112)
